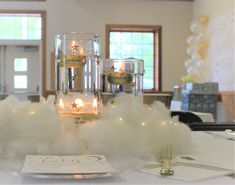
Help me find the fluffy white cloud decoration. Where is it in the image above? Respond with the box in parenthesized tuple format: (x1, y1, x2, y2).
(0, 94, 192, 171)
(80, 94, 192, 160)
(0, 96, 83, 160)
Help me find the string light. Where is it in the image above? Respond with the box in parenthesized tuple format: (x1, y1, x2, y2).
(141, 122, 146, 127)
(174, 123, 179, 126)
(29, 110, 36, 115)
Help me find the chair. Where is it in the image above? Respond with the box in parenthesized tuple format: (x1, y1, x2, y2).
(27, 95, 40, 102)
(0, 95, 8, 101)
(171, 111, 203, 124)
(143, 93, 172, 108)
(188, 123, 235, 131)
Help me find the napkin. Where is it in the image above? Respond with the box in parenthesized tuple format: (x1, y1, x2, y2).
(21, 155, 117, 175)
(142, 162, 234, 182)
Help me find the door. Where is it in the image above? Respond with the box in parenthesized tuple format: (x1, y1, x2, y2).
(0, 45, 40, 100)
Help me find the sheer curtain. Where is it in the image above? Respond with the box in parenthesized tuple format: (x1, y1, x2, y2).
(208, 11, 235, 91)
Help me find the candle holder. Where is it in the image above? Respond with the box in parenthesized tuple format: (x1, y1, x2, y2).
(55, 32, 101, 122)
(107, 71, 133, 85)
(155, 144, 174, 176)
(102, 58, 144, 96)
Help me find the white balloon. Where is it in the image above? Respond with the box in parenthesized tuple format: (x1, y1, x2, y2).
(193, 63, 200, 70)
(184, 59, 192, 68)
(187, 66, 197, 75)
(186, 36, 196, 44)
(190, 20, 198, 33)
(190, 20, 204, 34)
(195, 60, 202, 67)
(196, 33, 204, 41)
(186, 46, 194, 55)
(187, 45, 198, 56)
(191, 54, 200, 61)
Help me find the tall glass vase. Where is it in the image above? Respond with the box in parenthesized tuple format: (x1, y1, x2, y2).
(55, 32, 101, 122)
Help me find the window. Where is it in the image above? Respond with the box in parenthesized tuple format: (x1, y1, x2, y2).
(14, 58, 27, 71)
(106, 25, 161, 91)
(0, 13, 42, 40)
(14, 58, 28, 89)
(14, 75, 27, 89)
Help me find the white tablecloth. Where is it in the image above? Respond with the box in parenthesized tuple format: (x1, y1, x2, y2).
(0, 131, 234, 185)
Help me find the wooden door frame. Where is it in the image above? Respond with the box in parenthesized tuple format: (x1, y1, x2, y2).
(0, 10, 47, 97)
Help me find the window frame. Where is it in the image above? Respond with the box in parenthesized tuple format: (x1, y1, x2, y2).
(105, 24, 162, 92)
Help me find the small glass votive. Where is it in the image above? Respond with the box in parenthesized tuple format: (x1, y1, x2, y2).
(101, 58, 144, 96)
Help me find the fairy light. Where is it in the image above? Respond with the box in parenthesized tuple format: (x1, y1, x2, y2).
(174, 123, 179, 126)
(29, 110, 36, 115)
(141, 122, 146, 127)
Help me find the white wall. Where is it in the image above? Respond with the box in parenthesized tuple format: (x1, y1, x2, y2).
(193, 0, 235, 18)
(193, 0, 235, 91)
(0, 0, 193, 91)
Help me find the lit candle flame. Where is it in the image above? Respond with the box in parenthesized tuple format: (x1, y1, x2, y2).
(59, 98, 65, 108)
(92, 98, 97, 108)
(71, 40, 78, 54)
(72, 40, 76, 47)
(80, 47, 84, 55)
(75, 98, 84, 108)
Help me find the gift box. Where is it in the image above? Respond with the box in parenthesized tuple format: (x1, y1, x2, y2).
(181, 82, 219, 120)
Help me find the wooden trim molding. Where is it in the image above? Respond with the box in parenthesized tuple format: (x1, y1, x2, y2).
(0, 10, 47, 97)
(105, 24, 162, 91)
(220, 91, 235, 122)
(41, 10, 47, 97)
(50, 51, 55, 90)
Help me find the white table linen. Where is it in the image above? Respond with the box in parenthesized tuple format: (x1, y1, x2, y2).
(0, 131, 234, 185)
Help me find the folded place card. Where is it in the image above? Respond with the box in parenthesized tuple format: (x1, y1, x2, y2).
(21, 155, 117, 175)
(142, 162, 233, 182)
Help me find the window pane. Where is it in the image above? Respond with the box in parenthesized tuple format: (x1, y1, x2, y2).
(143, 33, 154, 44)
(110, 31, 155, 89)
(0, 13, 42, 40)
(14, 58, 27, 71)
(14, 75, 27, 89)
(132, 33, 143, 44)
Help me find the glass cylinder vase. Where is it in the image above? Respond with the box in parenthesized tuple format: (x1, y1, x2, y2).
(102, 58, 144, 96)
(55, 32, 101, 122)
